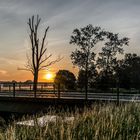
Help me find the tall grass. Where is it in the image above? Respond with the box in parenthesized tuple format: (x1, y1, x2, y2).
(1, 103, 140, 140)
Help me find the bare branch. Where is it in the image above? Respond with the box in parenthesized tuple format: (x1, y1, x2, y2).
(39, 54, 52, 66)
(39, 27, 49, 60)
(39, 56, 63, 71)
(17, 67, 34, 74)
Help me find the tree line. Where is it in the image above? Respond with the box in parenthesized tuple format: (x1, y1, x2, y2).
(21, 15, 140, 96)
(55, 25, 140, 94)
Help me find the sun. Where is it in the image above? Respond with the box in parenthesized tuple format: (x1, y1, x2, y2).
(45, 73, 53, 81)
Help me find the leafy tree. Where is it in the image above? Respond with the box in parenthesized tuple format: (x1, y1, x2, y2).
(97, 32, 129, 88)
(70, 25, 105, 98)
(77, 70, 86, 90)
(95, 70, 116, 91)
(24, 80, 33, 83)
(54, 70, 76, 90)
(77, 65, 97, 90)
(116, 53, 140, 89)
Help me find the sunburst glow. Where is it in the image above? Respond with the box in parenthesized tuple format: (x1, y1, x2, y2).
(45, 73, 53, 81)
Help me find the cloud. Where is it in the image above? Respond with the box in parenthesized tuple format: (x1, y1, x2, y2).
(0, 69, 7, 75)
(0, 57, 24, 65)
(0, 0, 140, 81)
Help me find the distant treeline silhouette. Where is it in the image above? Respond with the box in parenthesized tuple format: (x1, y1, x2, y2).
(54, 53, 140, 92)
(55, 25, 140, 94)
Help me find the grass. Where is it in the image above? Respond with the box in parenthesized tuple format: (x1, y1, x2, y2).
(0, 103, 140, 140)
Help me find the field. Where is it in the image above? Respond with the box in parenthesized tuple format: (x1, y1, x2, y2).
(0, 102, 140, 140)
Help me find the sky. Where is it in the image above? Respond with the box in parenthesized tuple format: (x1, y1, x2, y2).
(0, 0, 140, 81)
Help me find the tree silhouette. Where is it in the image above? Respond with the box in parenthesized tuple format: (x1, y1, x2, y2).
(116, 53, 140, 89)
(77, 65, 97, 90)
(54, 70, 76, 90)
(70, 25, 105, 99)
(19, 15, 60, 97)
(97, 32, 129, 88)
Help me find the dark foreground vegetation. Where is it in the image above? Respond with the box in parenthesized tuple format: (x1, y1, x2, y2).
(0, 103, 140, 139)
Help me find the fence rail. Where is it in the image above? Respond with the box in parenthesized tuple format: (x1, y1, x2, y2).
(0, 82, 140, 103)
(0, 82, 60, 98)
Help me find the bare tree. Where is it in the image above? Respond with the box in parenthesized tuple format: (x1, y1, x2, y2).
(19, 15, 60, 97)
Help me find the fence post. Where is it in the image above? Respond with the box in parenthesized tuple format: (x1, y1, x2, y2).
(53, 84, 55, 95)
(85, 82, 88, 100)
(30, 85, 32, 91)
(34, 82, 38, 98)
(117, 83, 119, 105)
(13, 83, 15, 97)
(41, 85, 43, 91)
(19, 84, 21, 90)
(58, 83, 60, 99)
(85, 91, 88, 100)
(9, 85, 11, 92)
(34, 87, 37, 98)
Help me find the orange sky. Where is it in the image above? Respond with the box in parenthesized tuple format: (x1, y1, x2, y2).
(0, 56, 78, 82)
(0, 0, 140, 82)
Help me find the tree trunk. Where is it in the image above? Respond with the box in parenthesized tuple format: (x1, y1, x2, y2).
(85, 58, 89, 100)
(85, 50, 89, 100)
(33, 70, 38, 98)
(85, 67, 88, 100)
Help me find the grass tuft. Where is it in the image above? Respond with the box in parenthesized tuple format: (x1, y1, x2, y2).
(1, 103, 140, 140)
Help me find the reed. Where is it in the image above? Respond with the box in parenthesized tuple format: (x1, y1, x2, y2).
(1, 103, 140, 140)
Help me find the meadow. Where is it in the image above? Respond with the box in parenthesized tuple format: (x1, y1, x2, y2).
(0, 102, 140, 140)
